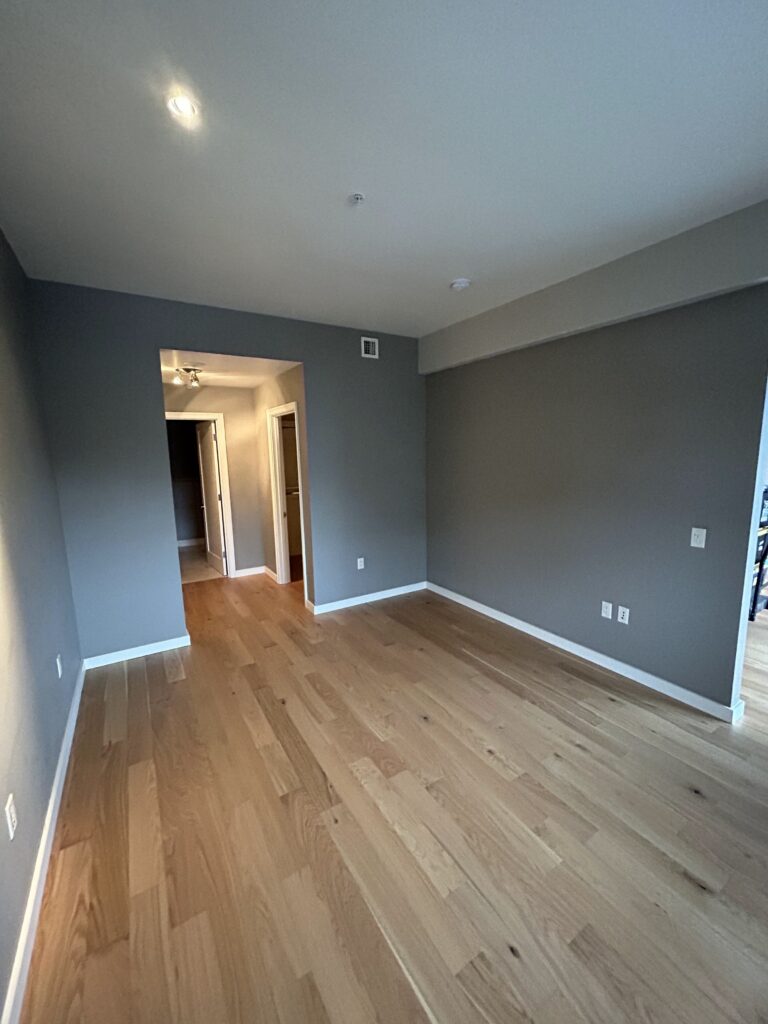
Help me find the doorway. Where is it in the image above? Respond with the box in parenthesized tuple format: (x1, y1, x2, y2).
(267, 402, 308, 598)
(165, 412, 236, 584)
(734, 376, 768, 718)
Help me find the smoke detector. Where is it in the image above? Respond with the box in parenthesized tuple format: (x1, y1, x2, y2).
(449, 278, 471, 291)
(349, 192, 366, 205)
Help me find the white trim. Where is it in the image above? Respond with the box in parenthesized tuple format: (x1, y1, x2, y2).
(266, 402, 309, 604)
(426, 583, 744, 723)
(165, 412, 237, 578)
(83, 634, 191, 669)
(177, 537, 204, 548)
(265, 566, 279, 582)
(1, 662, 86, 1024)
(310, 582, 427, 615)
(233, 565, 266, 578)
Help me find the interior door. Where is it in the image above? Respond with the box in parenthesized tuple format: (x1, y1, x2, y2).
(196, 421, 227, 576)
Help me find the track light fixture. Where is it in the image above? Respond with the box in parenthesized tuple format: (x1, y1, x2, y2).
(172, 366, 203, 388)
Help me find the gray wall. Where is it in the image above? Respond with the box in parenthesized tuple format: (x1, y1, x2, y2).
(0, 233, 81, 1005)
(164, 384, 265, 569)
(427, 285, 768, 706)
(420, 200, 768, 373)
(31, 282, 425, 657)
(165, 421, 205, 542)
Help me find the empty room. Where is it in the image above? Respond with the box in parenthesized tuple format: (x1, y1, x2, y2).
(1, 2, 768, 1022)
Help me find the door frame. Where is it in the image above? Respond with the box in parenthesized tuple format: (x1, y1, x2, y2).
(267, 401, 308, 602)
(165, 412, 237, 578)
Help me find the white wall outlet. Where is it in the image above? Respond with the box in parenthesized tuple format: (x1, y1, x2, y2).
(601, 601, 613, 619)
(690, 527, 707, 549)
(618, 606, 630, 625)
(5, 793, 17, 841)
(357, 556, 365, 570)
(56, 653, 63, 679)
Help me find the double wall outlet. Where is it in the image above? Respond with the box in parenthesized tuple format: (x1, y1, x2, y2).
(602, 601, 630, 624)
(56, 653, 63, 679)
(357, 556, 365, 570)
(5, 793, 17, 841)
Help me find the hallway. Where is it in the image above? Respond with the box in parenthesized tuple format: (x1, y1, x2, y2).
(178, 543, 222, 584)
(21, 576, 768, 1024)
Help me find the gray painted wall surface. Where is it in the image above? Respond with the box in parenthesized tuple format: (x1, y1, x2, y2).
(31, 283, 425, 657)
(420, 200, 768, 374)
(0, 233, 80, 1005)
(427, 285, 768, 705)
(164, 384, 265, 569)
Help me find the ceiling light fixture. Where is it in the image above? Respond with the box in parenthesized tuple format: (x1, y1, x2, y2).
(166, 92, 200, 127)
(171, 366, 203, 388)
(450, 278, 471, 291)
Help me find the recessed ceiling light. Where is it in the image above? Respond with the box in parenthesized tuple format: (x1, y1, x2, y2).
(166, 92, 199, 126)
(450, 278, 471, 291)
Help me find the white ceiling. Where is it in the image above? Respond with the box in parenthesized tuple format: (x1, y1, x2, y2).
(160, 349, 298, 389)
(1, 1, 767, 339)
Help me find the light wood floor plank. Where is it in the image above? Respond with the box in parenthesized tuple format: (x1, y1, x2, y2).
(20, 577, 768, 1023)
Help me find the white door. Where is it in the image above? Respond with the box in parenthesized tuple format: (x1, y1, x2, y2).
(196, 421, 227, 576)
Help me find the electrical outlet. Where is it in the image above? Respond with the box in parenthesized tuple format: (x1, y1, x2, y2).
(56, 653, 63, 679)
(601, 601, 613, 619)
(690, 527, 707, 549)
(618, 606, 630, 625)
(357, 556, 365, 570)
(5, 794, 17, 841)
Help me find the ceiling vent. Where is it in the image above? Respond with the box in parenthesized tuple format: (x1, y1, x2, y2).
(361, 336, 379, 359)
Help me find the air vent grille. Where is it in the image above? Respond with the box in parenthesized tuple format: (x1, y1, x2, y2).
(361, 336, 379, 359)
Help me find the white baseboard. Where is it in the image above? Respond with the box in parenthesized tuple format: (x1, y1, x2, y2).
(426, 582, 744, 724)
(1, 662, 86, 1024)
(309, 582, 427, 615)
(83, 634, 191, 669)
(264, 566, 278, 582)
(177, 538, 204, 548)
(233, 565, 266, 578)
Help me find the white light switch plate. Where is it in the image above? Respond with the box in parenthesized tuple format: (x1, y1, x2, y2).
(601, 601, 613, 619)
(690, 527, 707, 549)
(56, 653, 63, 679)
(357, 557, 365, 570)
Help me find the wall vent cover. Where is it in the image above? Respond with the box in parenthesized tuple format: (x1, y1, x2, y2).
(361, 336, 379, 359)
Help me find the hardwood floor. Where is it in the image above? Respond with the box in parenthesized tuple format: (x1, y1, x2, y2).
(21, 577, 768, 1023)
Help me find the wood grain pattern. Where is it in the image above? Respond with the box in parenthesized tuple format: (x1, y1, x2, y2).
(21, 577, 768, 1023)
